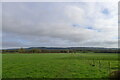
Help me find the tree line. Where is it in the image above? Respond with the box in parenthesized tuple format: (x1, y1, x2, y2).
(1, 48, 119, 53)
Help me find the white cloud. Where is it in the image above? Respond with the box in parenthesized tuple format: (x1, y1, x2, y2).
(1, 0, 119, 2)
(2, 2, 118, 48)
(64, 5, 85, 25)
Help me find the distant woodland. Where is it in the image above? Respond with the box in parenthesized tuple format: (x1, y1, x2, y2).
(1, 47, 119, 53)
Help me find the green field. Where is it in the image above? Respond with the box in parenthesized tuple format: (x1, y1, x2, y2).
(2, 53, 119, 78)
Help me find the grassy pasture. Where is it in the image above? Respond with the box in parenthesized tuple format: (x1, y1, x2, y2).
(2, 53, 119, 78)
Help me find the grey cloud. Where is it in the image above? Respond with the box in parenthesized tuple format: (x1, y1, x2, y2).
(81, 40, 118, 48)
(2, 2, 118, 48)
(2, 41, 25, 48)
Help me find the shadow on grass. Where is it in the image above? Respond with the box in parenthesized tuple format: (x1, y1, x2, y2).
(56, 56, 118, 60)
(1, 78, 110, 80)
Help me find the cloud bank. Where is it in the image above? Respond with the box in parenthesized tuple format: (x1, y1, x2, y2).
(2, 2, 118, 49)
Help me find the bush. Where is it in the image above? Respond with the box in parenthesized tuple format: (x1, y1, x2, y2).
(109, 70, 120, 79)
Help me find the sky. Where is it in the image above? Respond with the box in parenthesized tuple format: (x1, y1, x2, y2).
(2, 2, 118, 49)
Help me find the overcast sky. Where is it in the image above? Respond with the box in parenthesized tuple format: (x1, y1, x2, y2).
(2, 2, 118, 49)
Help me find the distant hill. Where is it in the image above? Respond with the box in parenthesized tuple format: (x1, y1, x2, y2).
(2, 47, 119, 53)
(2, 47, 118, 50)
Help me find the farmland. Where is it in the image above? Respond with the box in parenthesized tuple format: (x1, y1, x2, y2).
(2, 53, 119, 78)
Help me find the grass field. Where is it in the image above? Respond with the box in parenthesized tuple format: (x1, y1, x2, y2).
(2, 53, 119, 78)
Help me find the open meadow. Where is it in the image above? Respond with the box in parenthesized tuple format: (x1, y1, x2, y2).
(2, 53, 119, 78)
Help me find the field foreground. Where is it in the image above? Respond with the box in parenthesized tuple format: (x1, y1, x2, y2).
(2, 53, 119, 78)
